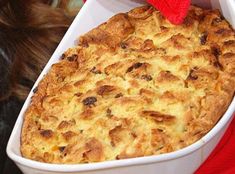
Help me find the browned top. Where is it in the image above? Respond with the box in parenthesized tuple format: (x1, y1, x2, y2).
(21, 5, 235, 164)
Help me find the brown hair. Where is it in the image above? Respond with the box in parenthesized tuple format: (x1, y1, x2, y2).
(0, 0, 76, 101)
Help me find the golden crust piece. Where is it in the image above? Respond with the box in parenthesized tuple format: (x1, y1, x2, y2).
(21, 5, 235, 164)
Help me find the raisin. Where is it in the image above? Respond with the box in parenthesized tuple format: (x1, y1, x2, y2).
(156, 146, 164, 151)
(198, 14, 206, 21)
(33, 86, 38, 93)
(60, 53, 66, 60)
(200, 32, 207, 45)
(211, 47, 223, 70)
(133, 62, 143, 68)
(67, 54, 78, 62)
(120, 42, 127, 49)
(187, 69, 198, 80)
(215, 29, 226, 34)
(141, 74, 152, 81)
(224, 40, 235, 46)
(160, 26, 167, 30)
(126, 62, 143, 73)
(213, 61, 223, 70)
(90, 67, 101, 74)
(183, 16, 193, 27)
(59, 146, 66, 152)
(126, 66, 134, 73)
(106, 108, 112, 117)
(131, 132, 137, 138)
(115, 93, 123, 98)
(211, 47, 221, 59)
(82, 97, 97, 106)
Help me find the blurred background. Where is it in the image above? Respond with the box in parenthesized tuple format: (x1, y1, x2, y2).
(0, 1, 84, 174)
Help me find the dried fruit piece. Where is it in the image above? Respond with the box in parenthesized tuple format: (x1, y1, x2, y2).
(67, 54, 78, 62)
(200, 32, 207, 45)
(141, 74, 153, 81)
(126, 62, 143, 73)
(82, 97, 97, 107)
(90, 67, 102, 74)
(59, 146, 66, 152)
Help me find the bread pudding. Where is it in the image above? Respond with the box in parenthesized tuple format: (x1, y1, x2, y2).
(21, 5, 235, 163)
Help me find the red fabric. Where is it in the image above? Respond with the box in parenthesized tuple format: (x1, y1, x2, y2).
(83, 0, 190, 24)
(196, 115, 235, 174)
(147, 0, 190, 24)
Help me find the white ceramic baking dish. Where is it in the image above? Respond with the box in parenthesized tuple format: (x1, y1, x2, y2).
(7, 0, 235, 174)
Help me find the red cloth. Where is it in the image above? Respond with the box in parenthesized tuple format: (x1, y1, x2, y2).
(147, 0, 191, 24)
(84, 0, 190, 24)
(196, 115, 235, 174)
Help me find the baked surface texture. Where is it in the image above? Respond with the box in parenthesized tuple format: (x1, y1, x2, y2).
(21, 5, 235, 163)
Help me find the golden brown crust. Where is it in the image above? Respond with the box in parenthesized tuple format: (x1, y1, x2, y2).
(21, 5, 235, 164)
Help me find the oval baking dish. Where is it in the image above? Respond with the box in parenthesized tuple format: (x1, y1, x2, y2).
(7, 0, 235, 174)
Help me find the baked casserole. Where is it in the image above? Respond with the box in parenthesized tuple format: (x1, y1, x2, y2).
(21, 5, 235, 163)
